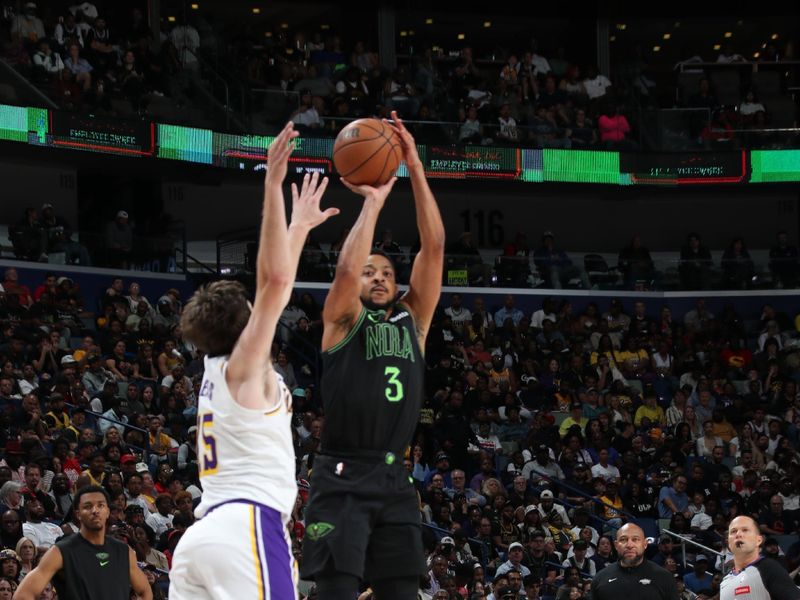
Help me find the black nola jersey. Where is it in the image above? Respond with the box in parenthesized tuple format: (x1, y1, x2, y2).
(321, 303, 424, 455)
(53, 533, 130, 600)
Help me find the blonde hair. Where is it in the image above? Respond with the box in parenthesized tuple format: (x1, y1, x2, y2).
(15, 537, 37, 561)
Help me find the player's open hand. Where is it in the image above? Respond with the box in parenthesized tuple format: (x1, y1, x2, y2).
(265, 121, 300, 185)
(385, 110, 422, 170)
(340, 176, 397, 210)
(290, 172, 339, 230)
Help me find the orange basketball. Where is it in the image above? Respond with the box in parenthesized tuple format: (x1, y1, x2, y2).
(332, 118, 401, 186)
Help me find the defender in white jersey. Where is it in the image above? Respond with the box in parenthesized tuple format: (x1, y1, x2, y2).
(169, 122, 338, 600)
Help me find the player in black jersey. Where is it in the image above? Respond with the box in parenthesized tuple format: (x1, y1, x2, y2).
(301, 111, 444, 600)
(14, 485, 151, 600)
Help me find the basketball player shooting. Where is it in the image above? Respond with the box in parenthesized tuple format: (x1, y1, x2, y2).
(168, 122, 339, 600)
(300, 111, 445, 600)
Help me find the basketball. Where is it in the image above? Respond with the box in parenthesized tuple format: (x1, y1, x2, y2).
(333, 118, 401, 186)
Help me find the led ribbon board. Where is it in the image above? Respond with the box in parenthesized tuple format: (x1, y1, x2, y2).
(48, 111, 155, 156)
(622, 151, 747, 184)
(425, 145, 521, 179)
(750, 150, 800, 183)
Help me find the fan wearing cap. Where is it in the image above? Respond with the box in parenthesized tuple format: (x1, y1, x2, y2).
(537, 489, 571, 526)
(495, 542, 532, 578)
(522, 445, 565, 485)
(591, 523, 677, 600)
(682, 553, 713, 593)
(10, 2, 45, 45)
(559, 401, 588, 437)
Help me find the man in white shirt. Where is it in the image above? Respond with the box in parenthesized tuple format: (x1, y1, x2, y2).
(444, 293, 472, 335)
(145, 495, 175, 537)
(590, 448, 621, 485)
(22, 498, 63, 554)
(583, 66, 612, 100)
(495, 543, 532, 577)
(530, 298, 557, 331)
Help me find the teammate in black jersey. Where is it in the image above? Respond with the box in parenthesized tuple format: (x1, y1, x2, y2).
(301, 111, 444, 600)
(14, 486, 151, 600)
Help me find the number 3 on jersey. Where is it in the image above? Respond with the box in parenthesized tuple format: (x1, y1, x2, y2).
(199, 412, 218, 476)
(384, 366, 404, 402)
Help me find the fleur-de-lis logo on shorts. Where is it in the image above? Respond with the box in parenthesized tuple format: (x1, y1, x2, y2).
(305, 522, 335, 541)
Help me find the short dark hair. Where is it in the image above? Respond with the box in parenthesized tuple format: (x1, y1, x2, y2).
(367, 248, 396, 271)
(180, 280, 251, 357)
(74, 485, 110, 507)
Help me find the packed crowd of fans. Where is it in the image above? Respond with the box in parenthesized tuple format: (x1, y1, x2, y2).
(300, 228, 800, 292)
(0, 1, 206, 116)
(2, 4, 795, 149)
(1, 261, 800, 599)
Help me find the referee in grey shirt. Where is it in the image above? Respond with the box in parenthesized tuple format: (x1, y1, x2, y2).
(721, 515, 800, 600)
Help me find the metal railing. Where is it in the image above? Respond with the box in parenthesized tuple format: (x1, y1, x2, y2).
(662, 528, 724, 571)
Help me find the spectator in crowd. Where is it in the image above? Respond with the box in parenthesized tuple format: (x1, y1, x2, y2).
(290, 89, 324, 131)
(10, 2, 45, 48)
(721, 237, 754, 289)
(62, 42, 93, 91)
(679, 232, 713, 290)
(597, 102, 634, 150)
(32, 40, 64, 77)
(104, 210, 134, 268)
(533, 231, 590, 289)
(769, 230, 799, 288)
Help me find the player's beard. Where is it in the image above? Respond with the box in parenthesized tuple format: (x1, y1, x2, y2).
(361, 297, 395, 311)
(619, 552, 645, 568)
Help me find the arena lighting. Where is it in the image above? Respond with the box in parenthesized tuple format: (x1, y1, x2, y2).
(251, 7, 261, 14)
(167, 15, 176, 22)
(457, 33, 465, 40)
(425, 18, 433, 25)
(399, 31, 407, 37)
(652, 45, 661, 52)
(610, 35, 616, 42)
(662, 33, 671, 40)
(724, 31, 732, 38)
(754, 52, 760, 58)
(280, 22, 288, 29)
(264, 31, 272, 37)
(616, 23, 626, 30)
(771, 33, 779, 39)
(408, 30, 415, 36)
(483, 21, 492, 28)
(762, 43, 767, 48)
(190, 3, 199, 9)
(320, 24, 330, 30)
(713, 44, 721, 50)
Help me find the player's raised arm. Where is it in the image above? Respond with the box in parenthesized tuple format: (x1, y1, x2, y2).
(227, 123, 337, 403)
(321, 175, 396, 350)
(386, 110, 445, 345)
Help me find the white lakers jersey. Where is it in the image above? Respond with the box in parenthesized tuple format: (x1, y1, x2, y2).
(194, 355, 297, 520)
